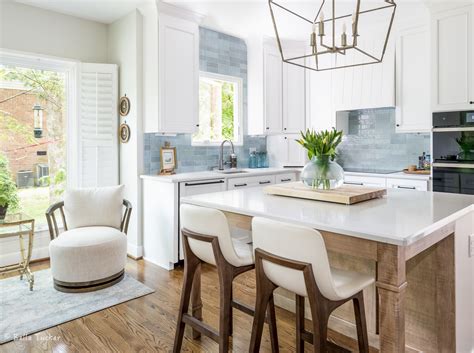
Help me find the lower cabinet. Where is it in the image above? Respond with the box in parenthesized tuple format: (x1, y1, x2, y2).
(344, 174, 429, 191)
(386, 178, 429, 191)
(142, 171, 298, 270)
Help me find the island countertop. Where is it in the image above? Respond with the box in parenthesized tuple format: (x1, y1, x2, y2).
(181, 187, 474, 246)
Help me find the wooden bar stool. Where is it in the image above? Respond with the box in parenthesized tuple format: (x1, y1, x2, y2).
(173, 204, 278, 353)
(249, 217, 375, 353)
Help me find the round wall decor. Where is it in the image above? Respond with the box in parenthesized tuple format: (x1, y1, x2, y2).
(119, 95, 131, 116)
(119, 123, 131, 143)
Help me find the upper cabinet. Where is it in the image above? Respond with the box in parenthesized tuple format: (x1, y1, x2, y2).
(263, 42, 306, 135)
(263, 45, 283, 134)
(432, 5, 474, 112)
(395, 26, 431, 132)
(144, 6, 201, 133)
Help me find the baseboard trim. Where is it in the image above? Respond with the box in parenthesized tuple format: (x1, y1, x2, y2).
(127, 243, 143, 259)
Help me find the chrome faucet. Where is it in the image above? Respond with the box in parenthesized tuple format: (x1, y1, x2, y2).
(218, 140, 237, 170)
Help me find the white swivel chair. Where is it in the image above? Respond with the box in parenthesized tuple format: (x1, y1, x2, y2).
(250, 217, 375, 353)
(174, 204, 278, 353)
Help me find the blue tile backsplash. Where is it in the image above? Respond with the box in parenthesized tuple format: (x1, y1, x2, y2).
(336, 108, 431, 171)
(144, 27, 266, 175)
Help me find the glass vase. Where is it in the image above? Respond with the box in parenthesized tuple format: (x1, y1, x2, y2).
(301, 156, 344, 190)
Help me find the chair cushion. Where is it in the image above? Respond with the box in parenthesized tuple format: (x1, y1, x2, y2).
(64, 185, 124, 229)
(49, 226, 127, 283)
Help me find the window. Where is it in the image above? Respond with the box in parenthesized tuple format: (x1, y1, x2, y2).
(193, 72, 243, 145)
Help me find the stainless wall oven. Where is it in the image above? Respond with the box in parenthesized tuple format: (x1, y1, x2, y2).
(432, 110, 474, 194)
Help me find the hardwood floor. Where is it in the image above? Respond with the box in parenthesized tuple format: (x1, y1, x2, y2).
(0, 257, 331, 353)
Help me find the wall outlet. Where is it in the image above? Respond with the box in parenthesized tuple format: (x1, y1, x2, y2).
(469, 235, 474, 258)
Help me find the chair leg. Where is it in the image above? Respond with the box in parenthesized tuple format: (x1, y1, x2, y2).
(173, 258, 200, 353)
(191, 263, 203, 339)
(295, 295, 305, 353)
(218, 273, 233, 353)
(249, 278, 275, 353)
(267, 293, 279, 353)
(375, 262, 380, 335)
(229, 281, 233, 337)
(353, 292, 369, 353)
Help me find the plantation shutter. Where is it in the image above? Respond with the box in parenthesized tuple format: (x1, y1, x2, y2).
(77, 63, 119, 188)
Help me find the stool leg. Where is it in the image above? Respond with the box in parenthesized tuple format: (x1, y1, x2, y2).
(218, 269, 233, 353)
(249, 277, 275, 352)
(173, 258, 200, 353)
(267, 293, 279, 353)
(353, 292, 369, 353)
(191, 264, 202, 339)
(295, 295, 305, 353)
(229, 281, 233, 337)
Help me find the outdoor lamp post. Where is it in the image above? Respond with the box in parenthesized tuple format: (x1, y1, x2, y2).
(33, 103, 43, 138)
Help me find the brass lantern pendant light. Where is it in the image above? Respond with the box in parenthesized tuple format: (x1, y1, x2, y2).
(269, 0, 397, 71)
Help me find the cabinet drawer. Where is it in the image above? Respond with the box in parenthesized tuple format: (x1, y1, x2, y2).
(387, 178, 428, 191)
(276, 173, 296, 184)
(228, 175, 276, 189)
(344, 175, 386, 187)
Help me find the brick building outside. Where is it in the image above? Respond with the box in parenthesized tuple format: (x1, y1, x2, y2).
(0, 82, 50, 186)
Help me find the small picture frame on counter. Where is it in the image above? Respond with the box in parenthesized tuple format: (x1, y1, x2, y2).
(160, 143, 177, 175)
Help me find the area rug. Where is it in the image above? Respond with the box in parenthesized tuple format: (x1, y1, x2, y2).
(0, 269, 154, 344)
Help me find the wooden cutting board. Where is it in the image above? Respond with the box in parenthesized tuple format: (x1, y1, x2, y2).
(264, 182, 386, 205)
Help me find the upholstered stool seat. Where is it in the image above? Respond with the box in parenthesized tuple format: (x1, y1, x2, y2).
(49, 226, 127, 287)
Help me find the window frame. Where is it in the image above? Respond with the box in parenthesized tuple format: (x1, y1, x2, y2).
(192, 71, 244, 147)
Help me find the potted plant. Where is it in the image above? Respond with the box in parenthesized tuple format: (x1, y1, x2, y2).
(296, 128, 344, 190)
(0, 154, 19, 220)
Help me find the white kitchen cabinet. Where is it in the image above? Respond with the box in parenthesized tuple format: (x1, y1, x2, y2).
(228, 175, 276, 190)
(263, 43, 306, 135)
(282, 59, 306, 133)
(145, 11, 199, 133)
(395, 26, 431, 133)
(344, 175, 387, 188)
(267, 134, 306, 167)
(386, 178, 428, 191)
(432, 5, 474, 112)
(264, 45, 283, 134)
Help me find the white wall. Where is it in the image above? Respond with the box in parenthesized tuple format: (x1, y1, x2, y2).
(108, 10, 144, 258)
(0, 1, 108, 63)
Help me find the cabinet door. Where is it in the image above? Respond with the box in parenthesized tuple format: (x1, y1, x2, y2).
(282, 61, 305, 133)
(287, 134, 307, 166)
(264, 47, 283, 134)
(266, 135, 288, 167)
(395, 26, 431, 133)
(158, 14, 199, 133)
(432, 6, 474, 111)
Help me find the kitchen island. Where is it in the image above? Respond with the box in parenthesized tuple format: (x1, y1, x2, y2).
(181, 187, 474, 353)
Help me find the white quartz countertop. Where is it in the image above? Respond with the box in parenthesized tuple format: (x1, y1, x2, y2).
(140, 168, 299, 183)
(344, 171, 431, 181)
(181, 187, 473, 246)
(140, 168, 430, 183)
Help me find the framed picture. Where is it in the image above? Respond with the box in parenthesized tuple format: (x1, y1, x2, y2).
(119, 123, 130, 143)
(160, 147, 177, 174)
(119, 95, 131, 116)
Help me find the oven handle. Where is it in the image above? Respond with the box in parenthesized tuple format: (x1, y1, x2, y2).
(184, 180, 225, 187)
(433, 163, 474, 169)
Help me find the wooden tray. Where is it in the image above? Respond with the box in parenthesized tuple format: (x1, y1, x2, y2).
(264, 182, 386, 205)
(403, 169, 430, 175)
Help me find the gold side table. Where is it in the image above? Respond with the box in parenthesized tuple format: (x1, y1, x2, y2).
(0, 213, 35, 290)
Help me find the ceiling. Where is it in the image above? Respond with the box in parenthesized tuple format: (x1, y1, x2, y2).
(12, 0, 471, 37)
(14, 0, 150, 24)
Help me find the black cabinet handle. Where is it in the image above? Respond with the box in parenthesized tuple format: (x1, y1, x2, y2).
(396, 124, 400, 127)
(281, 178, 292, 182)
(259, 181, 271, 185)
(185, 180, 224, 186)
(234, 183, 247, 187)
(283, 127, 287, 130)
(196, 124, 200, 127)
(266, 127, 270, 130)
(397, 185, 416, 190)
(470, 101, 474, 105)
(345, 182, 363, 186)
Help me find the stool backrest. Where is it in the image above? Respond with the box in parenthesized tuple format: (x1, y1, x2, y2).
(252, 217, 339, 301)
(180, 204, 242, 267)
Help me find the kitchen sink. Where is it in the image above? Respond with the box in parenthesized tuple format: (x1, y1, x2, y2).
(215, 169, 248, 174)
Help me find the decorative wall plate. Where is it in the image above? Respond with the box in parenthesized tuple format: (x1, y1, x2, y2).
(119, 123, 131, 143)
(119, 95, 131, 116)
